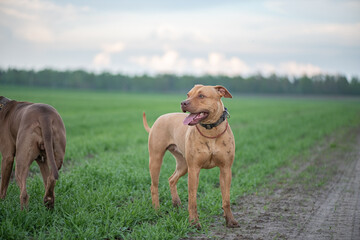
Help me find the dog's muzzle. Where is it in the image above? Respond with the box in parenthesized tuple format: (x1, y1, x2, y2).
(181, 100, 190, 113)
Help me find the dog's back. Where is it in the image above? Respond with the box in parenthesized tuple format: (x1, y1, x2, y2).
(0, 97, 66, 209)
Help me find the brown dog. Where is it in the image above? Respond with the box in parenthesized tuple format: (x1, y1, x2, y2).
(0, 96, 66, 209)
(143, 85, 239, 228)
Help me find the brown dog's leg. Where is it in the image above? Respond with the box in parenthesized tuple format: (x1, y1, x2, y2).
(168, 149, 188, 207)
(15, 134, 38, 210)
(36, 160, 56, 209)
(44, 176, 56, 209)
(219, 167, 239, 228)
(54, 136, 66, 171)
(188, 166, 201, 229)
(0, 153, 15, 199)
(15, 157, 31, 210)
(149, 150, 166, 209)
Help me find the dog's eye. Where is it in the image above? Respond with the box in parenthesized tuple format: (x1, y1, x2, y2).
(199, 94, 205, 99)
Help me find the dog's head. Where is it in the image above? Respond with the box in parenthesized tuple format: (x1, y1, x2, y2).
(0, 96, 11, 111)
(181, 85, 232, 126)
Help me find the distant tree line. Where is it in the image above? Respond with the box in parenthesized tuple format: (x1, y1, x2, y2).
(1, 68, 360, 95)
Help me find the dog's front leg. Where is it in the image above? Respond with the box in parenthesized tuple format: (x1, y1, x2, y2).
(188, 165, 201, 229)
(219, 166, 239, 228)
(15, 160, 30, 210)
(0, 154, 15, 199)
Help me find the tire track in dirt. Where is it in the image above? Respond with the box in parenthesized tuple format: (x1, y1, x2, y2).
(297, 147, 360, 240)
(189, 127, 360, 240)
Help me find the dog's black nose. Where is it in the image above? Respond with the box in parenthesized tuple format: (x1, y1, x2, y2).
(181, 100, 190, 112)
(181, 100, 189, 107)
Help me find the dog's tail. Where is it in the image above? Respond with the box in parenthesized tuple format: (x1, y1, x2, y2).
(143, 112, 151, 133)
(40, 117, 59, 180)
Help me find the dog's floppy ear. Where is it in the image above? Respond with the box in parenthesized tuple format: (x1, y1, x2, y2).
(214, 85, 232, 98)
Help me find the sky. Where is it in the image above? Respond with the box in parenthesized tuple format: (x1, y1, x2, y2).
(0, 0, 359, 78)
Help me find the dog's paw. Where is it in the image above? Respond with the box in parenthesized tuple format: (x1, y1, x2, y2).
(226, 219, 240, 228)
(172, 199, 182, 208)
(44, 197, 54, 209)
(189, 218, 202, 230)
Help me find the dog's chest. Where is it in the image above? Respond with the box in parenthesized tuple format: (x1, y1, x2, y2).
(195, 138, 233, 168)
(199, 140, 219, 155)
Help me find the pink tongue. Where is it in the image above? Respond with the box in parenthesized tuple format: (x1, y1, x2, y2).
(183, 113, 197, 125)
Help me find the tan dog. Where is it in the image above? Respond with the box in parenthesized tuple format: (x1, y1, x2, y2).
(143, 85, 239, 228)
(0, 96, 66, 209)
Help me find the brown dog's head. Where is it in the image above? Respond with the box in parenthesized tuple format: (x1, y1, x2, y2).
(181, 85, 232, 126)
(0, 96, 11, 110)
(0, 96, 10, 102)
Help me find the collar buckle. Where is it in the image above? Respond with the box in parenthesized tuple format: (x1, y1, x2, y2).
(200, 107, 229, 130)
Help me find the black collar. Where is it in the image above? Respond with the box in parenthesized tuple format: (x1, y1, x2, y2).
(200, 107, 230, 130)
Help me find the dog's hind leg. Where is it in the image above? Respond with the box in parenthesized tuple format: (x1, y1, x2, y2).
(14, 152, 32, 210)
(36, 159, 56, 209)
(149, 148, 166, 209)
(15, 133, 38, 209)
(0, 151, 15, 199)
(36, 135, 65, 209)
(168, 145, 187, 207)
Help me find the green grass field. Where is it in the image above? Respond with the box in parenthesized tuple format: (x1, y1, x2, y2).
(0, 86, 359, 239)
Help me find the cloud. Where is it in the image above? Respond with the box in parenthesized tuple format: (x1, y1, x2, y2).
(278, 62, 322, 76)
(192, 53, 251, 76)
(0, 3, 53, 43)
(0, 0, 84, 44)
(0, 0, 358, 76)
(153, 25, 211, 44)
(93, 52, 110, 66)
(154, 25, 181, 41)
(130, 49, 187, 73)
(102, 42, 125, 54)
(257, 61, 323, 76)
(131, 50, 251, 76)
(130, 49, 325, 77)
(92, 42, 125, 67)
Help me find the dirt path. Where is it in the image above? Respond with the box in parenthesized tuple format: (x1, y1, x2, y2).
(190, 128, 360, 240)
(297, 145, 360, 240)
